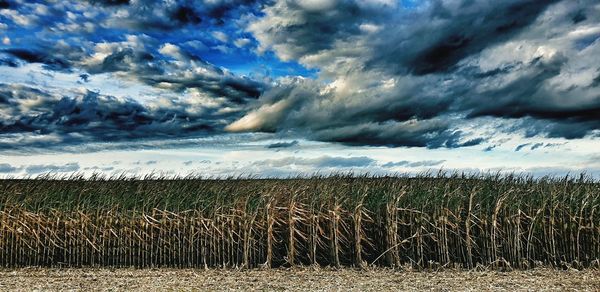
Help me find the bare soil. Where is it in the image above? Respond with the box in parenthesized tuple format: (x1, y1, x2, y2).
(0, 267, 598, 291)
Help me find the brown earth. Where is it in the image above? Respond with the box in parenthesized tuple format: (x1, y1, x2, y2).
(0, 267, 598, 291)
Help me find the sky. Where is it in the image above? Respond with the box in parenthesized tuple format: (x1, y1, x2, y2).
(0, 0, 599, 178)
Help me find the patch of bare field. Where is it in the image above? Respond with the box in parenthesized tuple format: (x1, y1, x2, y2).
(0, 267, 598, 291)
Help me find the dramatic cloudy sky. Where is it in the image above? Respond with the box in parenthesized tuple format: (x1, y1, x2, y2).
(1, 0, 599, 177)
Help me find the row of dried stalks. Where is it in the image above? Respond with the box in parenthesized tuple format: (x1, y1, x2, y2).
(0, 175, 599, 268)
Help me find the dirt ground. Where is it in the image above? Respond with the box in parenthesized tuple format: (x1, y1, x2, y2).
(0, 267, 598, 291)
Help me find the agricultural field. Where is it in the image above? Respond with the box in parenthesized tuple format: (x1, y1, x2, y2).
(3, 0, 600, 290)
(1, 267, 599, 291)
(0, 174, 599, 270)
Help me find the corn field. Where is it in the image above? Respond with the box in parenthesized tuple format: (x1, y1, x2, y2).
(0, 174, 599, 269)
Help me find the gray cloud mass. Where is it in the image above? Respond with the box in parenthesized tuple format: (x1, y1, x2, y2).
(0, 83, 244, 150)
(254, 156, 376, 169)
(1, 0, 599, 152)
(227, 0, 600, 147)
(382, 160, 446, 168)
(25, 163, 80, 174)
(266, 140, 299, 149)
(0, 163, 19, 173)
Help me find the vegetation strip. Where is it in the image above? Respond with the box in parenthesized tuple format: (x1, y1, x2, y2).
(0, 174, 599, 269)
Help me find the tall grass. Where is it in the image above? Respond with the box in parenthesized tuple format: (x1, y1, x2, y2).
(0, 173, 599, 269)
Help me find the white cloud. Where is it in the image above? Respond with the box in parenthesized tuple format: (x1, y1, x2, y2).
(159, 43, 188, 61)
(0, 9, 37, 26)
(183, 40, 208, 51)
(359, 23, 382, 33)
(226, 99, 291, 132)
(234, 38, 251, 48)
(212, 31, 229, 43)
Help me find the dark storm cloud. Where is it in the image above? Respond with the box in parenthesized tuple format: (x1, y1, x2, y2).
(460, 54, 600, 138)
(311, 121, 483, 148)
(84, 48, 156, 74)
(226, 77, 482, 148)
(433, 2, 600, 139)
(252, 0, 558, 74)
(78, 40, 266, 103)
(1, 37, 88, 72)
(116, 4, 203, 30)
(25, 163, 80, 174)
(171, 5, 202, 25)
(234, 1, 515, 146)
(572, 10, 587, 24)
(0, 83, 247, 151)
(0, 58, 18, 67)
(251, 0, 387, 61)
(232, 0, 600, 147)
(377, 0, 560, 75)
(0, 0, 11, 9)
(591, 73, 600, 87)
(92, 0, 260, 30)
(1, 49, 72, 72)
(513, 115, 600, 141)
